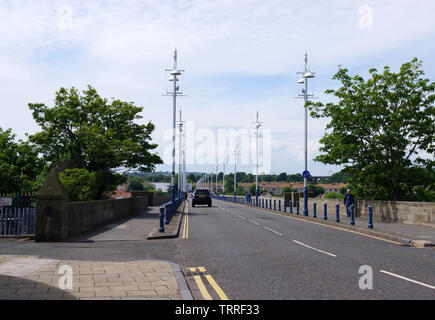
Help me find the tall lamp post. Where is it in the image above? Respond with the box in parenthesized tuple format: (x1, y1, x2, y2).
(297, 51, 315, 217)
(252, 110, 263, 206)
(165, 49, 184, 201)
(233, 139, 238, 202)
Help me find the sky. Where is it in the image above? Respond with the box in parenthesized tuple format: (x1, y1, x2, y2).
(0, 0, 434, 176)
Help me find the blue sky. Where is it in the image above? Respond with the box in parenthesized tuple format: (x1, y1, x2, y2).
(0, 0, 434, 176)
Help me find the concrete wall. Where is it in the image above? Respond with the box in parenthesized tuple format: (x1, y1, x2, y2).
(35, 167, 149, 242)
(355, 200, 434, 227)
(258, 195, 434, 228)
(131, 191, 170, 207)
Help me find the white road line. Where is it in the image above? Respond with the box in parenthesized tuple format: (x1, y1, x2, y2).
(380, 270, 435, 290)
(238, 215, 246, 220)
(292, 240, 337, 258)
(249, 220, 260, 226)
(264, 227, 283, 236)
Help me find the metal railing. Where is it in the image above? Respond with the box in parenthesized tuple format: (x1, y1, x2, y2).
(158, 191, 186, 233)
(0, 192, 37, 235)
(213, 195, 374, 230)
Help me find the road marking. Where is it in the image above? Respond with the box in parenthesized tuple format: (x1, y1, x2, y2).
(238, 215, 246, 220)
(380, 270, 435, 290)
(264, 227, 283, 236)
(249, 220, 260, 226)
(205, 274, 229, 300)
(293, 240, 337, 258)
(182, 204, 189, 239)
(187, 267, 229, 300)
(215, 200, 402, 245)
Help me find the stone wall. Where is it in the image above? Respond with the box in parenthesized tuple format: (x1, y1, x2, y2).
(131, 191, 171, 207)
(35, 167, 148, 242)
(258, 195, 434, 228)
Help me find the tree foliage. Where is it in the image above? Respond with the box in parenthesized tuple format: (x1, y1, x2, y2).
(0, 127, 46, 193)
(28, 86, 163, 199)
(309, 59, 435, 201)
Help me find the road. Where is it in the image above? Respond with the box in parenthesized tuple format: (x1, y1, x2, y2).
(179, 199, 435, 300)
(1, 200, 434, 300)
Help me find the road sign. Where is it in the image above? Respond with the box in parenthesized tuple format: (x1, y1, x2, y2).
(302, 171, 311, 179)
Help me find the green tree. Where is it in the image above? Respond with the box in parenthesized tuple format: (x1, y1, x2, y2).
(329, 171, 351, 183)
(225, 179, 234, 194)
(310, 59, 435, 201)
(278, 172, 287, 182)
(0, 127, 46, 193)
(28, 86, 163, 199)
(308, 184, 325, 196)
(59, 168, 97, 201)
(282, 186, 297, 193)
(249, 184, 257, 195)
(128, 180, 144, 191)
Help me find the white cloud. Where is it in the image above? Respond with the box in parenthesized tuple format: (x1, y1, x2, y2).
(0, 0, 434, 174)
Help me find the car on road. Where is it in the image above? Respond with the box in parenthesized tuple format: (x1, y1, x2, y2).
(192, 189, 212, 207)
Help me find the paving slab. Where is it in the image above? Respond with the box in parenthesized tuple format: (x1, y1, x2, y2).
(0, 255, 192, 300)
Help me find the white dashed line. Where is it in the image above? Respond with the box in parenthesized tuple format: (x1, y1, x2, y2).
(249, 220, 260, 226)
(380, 270, 435, 290)
(264, 227, 283, 236)
(293, 240, 337, 258)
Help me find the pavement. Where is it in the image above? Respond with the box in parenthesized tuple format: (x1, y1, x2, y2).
(0, 203, 191, 300)
(0, 255, 191, 300)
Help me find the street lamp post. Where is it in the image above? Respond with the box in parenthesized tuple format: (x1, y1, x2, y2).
(297, 51, 315, 217)
(252, 110, 262, 206)
(165, 49, 184, 201)
(234, 140, 238, 202)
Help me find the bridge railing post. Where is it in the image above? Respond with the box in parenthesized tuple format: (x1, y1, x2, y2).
(159, 207, 165, 232)
(368, 206, 374, 229)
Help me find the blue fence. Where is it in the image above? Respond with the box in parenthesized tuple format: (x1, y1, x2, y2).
(0, 192, 36, 235)
(158, 191, 186, 233)
(213, 195, 374, 230)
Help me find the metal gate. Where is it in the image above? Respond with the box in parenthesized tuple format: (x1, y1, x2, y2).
(0, 192, 36, 235)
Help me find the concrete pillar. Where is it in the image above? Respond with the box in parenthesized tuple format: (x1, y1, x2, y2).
(35, 167, 69, 242)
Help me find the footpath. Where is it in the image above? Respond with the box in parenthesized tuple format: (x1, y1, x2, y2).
(0, 202, 190, 300)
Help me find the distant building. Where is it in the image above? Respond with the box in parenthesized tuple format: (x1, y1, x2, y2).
(238, 182, 347, 196)
(152, 182, 171, 192)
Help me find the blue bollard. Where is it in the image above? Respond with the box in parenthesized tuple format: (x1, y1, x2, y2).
(159, 207, 165, 232)
(313, 203, 317, 218)
(269, 199, 272, 210)
(368, 206, 373, 229)
(350, 205, 355, 226)
(274, 200, 276, 211)
(323, 203, 327, 220)
(262, 199, 264, 208)
(279, 200, 281, 212)
(336, 204, 340, 223)
(296, 201, 300, 215)
(290, 201, 293, 214)
(266, 199, 268, 209)
(165, 204, 170, 224)
(284, 200, 287, 213)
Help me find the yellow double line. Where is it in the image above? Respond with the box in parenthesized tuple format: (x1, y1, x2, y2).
(182, 203, 189, 239)
(188, 267, 229, 300)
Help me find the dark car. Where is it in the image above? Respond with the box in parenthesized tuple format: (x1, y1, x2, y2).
(192, 189, 212, 207)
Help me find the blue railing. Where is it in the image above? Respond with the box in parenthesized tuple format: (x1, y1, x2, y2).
(158, 191, 186, 233)
(213, 195, 374, 229)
